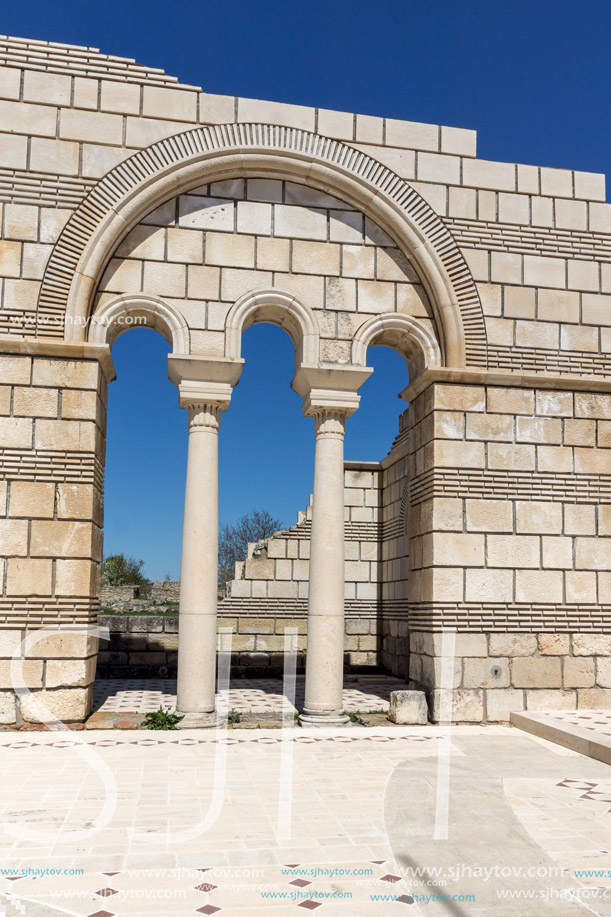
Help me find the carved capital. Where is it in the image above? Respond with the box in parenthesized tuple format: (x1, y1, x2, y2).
(313, 409, 346, 438)
(187, 402, 222, 431)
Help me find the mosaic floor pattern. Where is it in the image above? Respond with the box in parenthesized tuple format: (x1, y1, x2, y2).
(92, 676, 407, 715)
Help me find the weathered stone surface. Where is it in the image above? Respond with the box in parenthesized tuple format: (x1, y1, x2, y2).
(388, 690, 428, 725)
(511, 657, 562, 688)
(489, 634, 536, 657)
(537, 634, 570, 656)
(486, 688, 525, 721)
(0, 691, 17, 724)
(573, 635, 611, 656)
(20, 688, 92, 723)
(525, 689, 577, 711)
(430, 689, 483, 723)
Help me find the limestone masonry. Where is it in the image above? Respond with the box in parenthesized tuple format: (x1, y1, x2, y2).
(0, 34, 610, 725)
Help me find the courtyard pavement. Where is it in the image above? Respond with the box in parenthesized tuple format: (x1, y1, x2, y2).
(0, 722, 610, 915)
(92, 676, 406, 716)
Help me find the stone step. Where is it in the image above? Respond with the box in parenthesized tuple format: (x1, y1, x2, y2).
(511, 710, 611, 765)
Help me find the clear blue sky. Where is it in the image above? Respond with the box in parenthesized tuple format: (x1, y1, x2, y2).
(5, 0, 609, 579)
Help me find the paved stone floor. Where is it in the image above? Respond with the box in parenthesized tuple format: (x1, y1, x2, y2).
(0, 725, 610, 915)
(550, 710, 611, 738)
(92, 676, 406, 715)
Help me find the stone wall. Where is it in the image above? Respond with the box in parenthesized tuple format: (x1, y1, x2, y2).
(405, 378, 611, 722)
(0, 346, 109, 724)
(97, 612, 381, 678)
(220, 462, 384, 669)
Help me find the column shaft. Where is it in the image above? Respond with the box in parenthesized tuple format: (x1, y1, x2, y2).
(300, 411, 349, 726)
(176, 403, 220, 719)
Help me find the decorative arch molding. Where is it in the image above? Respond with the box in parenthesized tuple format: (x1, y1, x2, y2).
(224, 289, 320, 368)
(38, 122, 487, 368)
(88, 293, 190, 353)
(352, 312, 442, 379)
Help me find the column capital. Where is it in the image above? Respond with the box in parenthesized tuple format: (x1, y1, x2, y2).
(168, 355, 244, 411)
(291, 365, 373, 419)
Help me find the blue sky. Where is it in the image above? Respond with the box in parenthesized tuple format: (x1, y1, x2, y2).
(5, 0, 609, 579)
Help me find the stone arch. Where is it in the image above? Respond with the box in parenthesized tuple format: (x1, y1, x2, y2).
(87, 293, 190, 353)
(38, 124, 486, 368)
(351, 312, 441, 379)
(224, 289, 320, 370)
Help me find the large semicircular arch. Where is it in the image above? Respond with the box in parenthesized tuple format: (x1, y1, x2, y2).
(38, 123, 487, 369)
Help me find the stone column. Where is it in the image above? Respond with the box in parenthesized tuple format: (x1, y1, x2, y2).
(292, 366, 372, 728)
(176, 401, 222, 725)
(300, 409, 350, 726)
(168, 356, 243, 728)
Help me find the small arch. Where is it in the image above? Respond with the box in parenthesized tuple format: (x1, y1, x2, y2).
(88, 293, 190, 353)
(225, 289, 320, 370)
(351, 313, 441, 379)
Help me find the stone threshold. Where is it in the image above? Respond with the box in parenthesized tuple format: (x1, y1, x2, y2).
(0, 710, 403, 730)
(511, 710, 611, 765)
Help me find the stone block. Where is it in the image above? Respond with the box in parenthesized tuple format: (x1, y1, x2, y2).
(487, 535, 540, 569)
(516, 501, 562, 534)
(465, 499, 513, 532)
(425, 533, 484, 567)
(564, 504, 596, 536)
(434, 384, 485, 412)
(488, 444, 535, 471)
(238, 618, 274, 635)
(486, 388, 534, 414)
(516, 416, 562, 445)
(0, 417, 32, 449)
(516, 570, 563, 604)
(388, 690, 428, 725)
(575, 538, 611, 570)
(35, 420, 96, 453)
(26, 632, 97, 660)
(7, 559, 53, 596)
(525, 689, 576, 711)
(21, 687, 92, 723)
(575, 394, 611, 420)
(489, 634, 536, 656)
(563, 657, 595, 688)
(45, 656, 97, 688)
(466, 413, 513, 442)
(596, 658, 611, 687)
(565, 571, 597, 604)
(541, 536, 573, 570)
(512, 656, 562, 688)
(0, 520, 28, 556)
(430, 689, 483, 723)
(30, 521, 94, 558)
(463, 657, 510, 688)
(572, 635, 611, 656)
(0, 659, 43, 689)
(0, 692, 16, 724)
(0, 630, 23, 658)
(486, 688, 525, 722)
(466, 568, 513, 603)
(537, 634, 570, 655)
(577, 688, 611, 708)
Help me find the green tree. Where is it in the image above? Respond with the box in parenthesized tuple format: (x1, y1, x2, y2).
(218, 509, 283, 588)
(102, 553, 151, 587)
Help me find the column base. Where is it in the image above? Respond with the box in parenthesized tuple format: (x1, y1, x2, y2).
(176, 711, 219, 729)
(298, 710, 351, 728)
